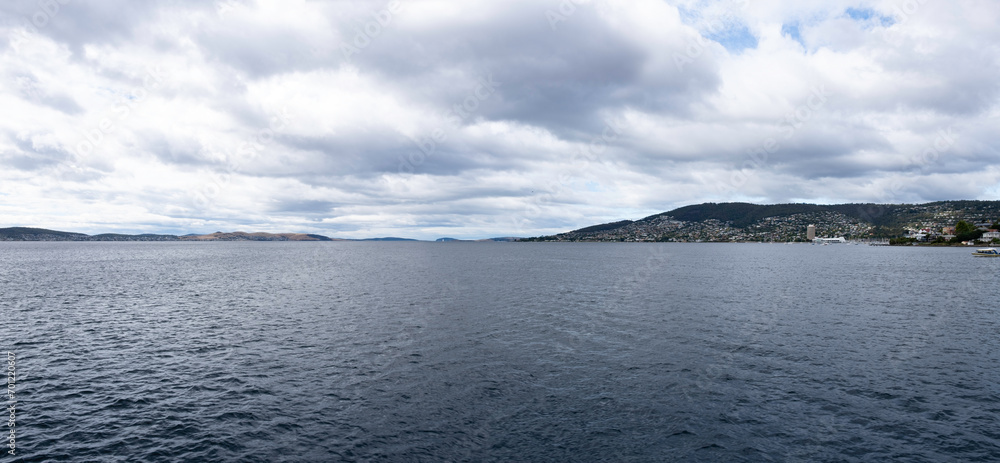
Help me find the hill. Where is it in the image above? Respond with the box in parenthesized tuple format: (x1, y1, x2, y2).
(0, 228, 335, 241)
(1, 227, 92, 241)
(435, 237, 522, 242)
(359, 237, 419, 241)
(179, 232, 332, 241)
(523, 201, 1000, 242)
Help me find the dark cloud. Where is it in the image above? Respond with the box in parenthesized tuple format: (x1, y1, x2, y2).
(12, 72, 83, 114)
(194, 19, 337, 78)
(346, 1, 720, 136)
(2, 131, 72, 171)
(268, 199, 338, 214)
(1, 150, 61, 171)
(0, 1, 210, 56)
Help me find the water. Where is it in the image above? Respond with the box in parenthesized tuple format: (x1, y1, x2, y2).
(3, 242, 1000, 462)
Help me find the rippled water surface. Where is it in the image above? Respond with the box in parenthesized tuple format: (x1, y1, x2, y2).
(3, 242, 1000, 461)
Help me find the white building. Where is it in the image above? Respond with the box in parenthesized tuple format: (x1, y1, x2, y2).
(813, 237, 847, 244)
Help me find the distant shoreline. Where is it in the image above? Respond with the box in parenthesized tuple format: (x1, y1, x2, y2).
(2, 239, 989, 248)
(0, 228, 334, 242)
(0, 227, 518, 243)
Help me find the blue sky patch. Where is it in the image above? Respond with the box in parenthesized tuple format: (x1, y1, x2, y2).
(677, 4, 758, 54)
(705, 22, 758, 54)
(677, 5, 699, 25)
(781, 22, 804, 47)
(845, 7, 895, 27)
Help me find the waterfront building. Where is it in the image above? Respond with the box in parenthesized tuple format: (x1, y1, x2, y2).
(813, 237, 847, 244)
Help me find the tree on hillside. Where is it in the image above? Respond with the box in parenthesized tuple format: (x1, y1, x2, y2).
(956, 220, 976, 235)
(952, 220, 984, 243)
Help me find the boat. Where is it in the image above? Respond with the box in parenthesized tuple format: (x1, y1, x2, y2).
(972, 248, 1000, 257)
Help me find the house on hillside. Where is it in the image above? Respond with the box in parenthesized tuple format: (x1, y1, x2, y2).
(980, 231, 1000, 242)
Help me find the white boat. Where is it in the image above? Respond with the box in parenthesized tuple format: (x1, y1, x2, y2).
(972, 248, 1000, 257)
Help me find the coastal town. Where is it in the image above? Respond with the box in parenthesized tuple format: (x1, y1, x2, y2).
(520, 201, 1000, 245)
(533, 210, 875, 243)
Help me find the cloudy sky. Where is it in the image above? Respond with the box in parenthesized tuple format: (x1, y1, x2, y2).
(1, 0, 998, 239)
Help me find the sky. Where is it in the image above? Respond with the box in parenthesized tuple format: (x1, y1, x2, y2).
(1, 0, 999, 240)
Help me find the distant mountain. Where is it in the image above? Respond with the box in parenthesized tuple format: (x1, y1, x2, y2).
(89, 233, 183, 241)
(435, 237, 522, 242)
(0, 227, 89, 241)
(180, 232, 333, 241)
(522, 201, 1000, 242)
(0, 228, 334, 242)
(359, 237, 419, 241)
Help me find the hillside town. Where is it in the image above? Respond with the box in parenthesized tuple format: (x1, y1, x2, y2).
(532, 211, 873, 242)
(522, 202, 1000, 244)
